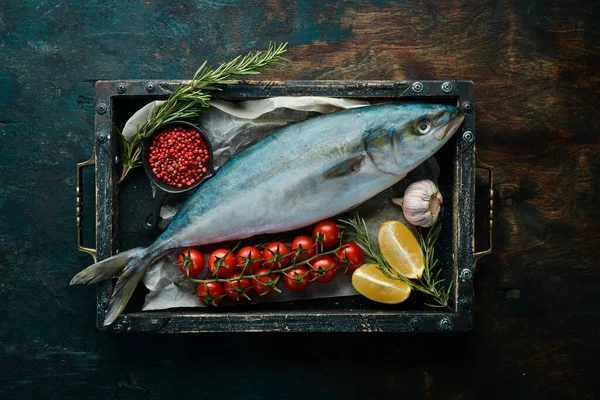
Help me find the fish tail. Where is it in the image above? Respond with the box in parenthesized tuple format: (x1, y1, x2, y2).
(70, 246, 163, 326)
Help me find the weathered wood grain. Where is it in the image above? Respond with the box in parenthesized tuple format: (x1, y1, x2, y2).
(0, 0, 599, 399)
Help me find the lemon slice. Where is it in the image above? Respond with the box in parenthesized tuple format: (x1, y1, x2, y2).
(352, 263, 411, 304)
(378, 220, 424, 279)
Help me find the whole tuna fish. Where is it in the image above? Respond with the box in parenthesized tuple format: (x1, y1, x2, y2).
(71, 103, 464, 325)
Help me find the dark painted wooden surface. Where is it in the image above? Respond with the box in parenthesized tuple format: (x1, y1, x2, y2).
(1, 0, 599, 398)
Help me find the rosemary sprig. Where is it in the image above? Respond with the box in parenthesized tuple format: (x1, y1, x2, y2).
(339, 214, 452, 309)
(119, 42, 288, 183)
(416, 222, 453, 308)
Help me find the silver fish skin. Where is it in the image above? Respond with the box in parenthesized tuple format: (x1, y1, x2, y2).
(71, 103, 465, 325)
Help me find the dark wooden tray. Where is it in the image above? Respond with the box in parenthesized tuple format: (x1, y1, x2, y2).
(76, 79, 491, 333)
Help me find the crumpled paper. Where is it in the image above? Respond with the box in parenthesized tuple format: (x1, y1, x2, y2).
(123, 96, 439, 311)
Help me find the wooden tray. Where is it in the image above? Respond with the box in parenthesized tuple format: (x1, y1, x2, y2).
(76, 79, 492, 333)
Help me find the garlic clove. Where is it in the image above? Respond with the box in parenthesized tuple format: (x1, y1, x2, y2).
(392, 179, 442, 228)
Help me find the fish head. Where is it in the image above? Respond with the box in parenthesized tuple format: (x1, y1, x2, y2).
(365, 104, 465, 175)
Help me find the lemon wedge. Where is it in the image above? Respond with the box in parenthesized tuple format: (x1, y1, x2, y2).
(378, 220, 424, 279)
(352, 263, 411, 304)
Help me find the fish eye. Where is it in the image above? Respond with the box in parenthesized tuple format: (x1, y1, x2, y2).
(416, 120, 432, 135)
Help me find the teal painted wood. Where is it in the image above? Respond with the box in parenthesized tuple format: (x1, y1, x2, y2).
(1, 0, 600, 399)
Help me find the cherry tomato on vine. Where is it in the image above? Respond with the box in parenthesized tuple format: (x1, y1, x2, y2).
(208, 249, 236, 278)
(263, 241, 292, 270)
(309, 255, 338, 283)
(235, 246, 263, 273)
(223, 273, 253, 301)
(196, 280, 224, 306)
(313, 220, 341, 249)
(283, 266, 311, 292)
(252, 267, 279, 296)
(291, 235, 317, 262)
(177, 249, 205, 277)
(335, 242, 364, 272)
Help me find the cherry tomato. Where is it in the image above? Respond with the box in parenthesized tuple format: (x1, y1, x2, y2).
(177, 249, 205, 277)
(235, 246, 263, 273)
(309, 255, 338, 283)
(224, 273, 253, 301)
(252, 267, 279, 296)
(196, 280, 224, 306)
(263, 241, 292, 270)
(313, 220, 341, 249)
(335, 242, 365, 272)
(283, 266, 311, 291)
(208, 249, 236, 278)
(291, 235, 317, 262)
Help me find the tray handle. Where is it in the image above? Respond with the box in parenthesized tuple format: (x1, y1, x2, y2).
(474, 162, 494, 265)
(76, 149, 98, 262)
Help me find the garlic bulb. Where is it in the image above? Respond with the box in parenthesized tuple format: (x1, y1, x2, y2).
(392, 179, 442, 228)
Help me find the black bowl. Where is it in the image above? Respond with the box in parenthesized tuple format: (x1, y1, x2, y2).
(140, 120, 215, 230)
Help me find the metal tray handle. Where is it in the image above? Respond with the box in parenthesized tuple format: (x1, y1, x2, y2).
(76, 149, 97, 262)
(474, 162, 494, 264)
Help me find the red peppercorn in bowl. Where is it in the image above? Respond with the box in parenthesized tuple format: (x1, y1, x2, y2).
(146, 123, 211, 188)
(140, 121, 214, 230)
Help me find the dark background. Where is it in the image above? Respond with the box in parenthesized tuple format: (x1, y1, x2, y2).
(1, 1, 599, 399)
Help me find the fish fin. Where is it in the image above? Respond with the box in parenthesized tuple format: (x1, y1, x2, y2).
(70, 246, 160, 326)
(103, 263, 148, 326)
(323, 155, 364, 179)
(70, 248, 143, 285)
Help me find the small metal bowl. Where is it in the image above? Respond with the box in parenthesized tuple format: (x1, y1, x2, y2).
(141, 120, 215, 230)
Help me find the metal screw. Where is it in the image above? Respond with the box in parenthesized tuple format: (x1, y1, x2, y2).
(462, 131, 474, 143)
(116, 83, 127, 94)
(412, 82, 423, 93)
(458, 295, 472, 311)
(146, 82, 156, 93)
(408, 317, 422, 331)
(460, 268, 473, 282)
(97, 134, 107, 143)
(117, 317, 131, 332)
(438, 317, 453, 331)
(463, 102, 473, 113)
(441, 82, 453, 93)
(96, 102, 107, 114)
